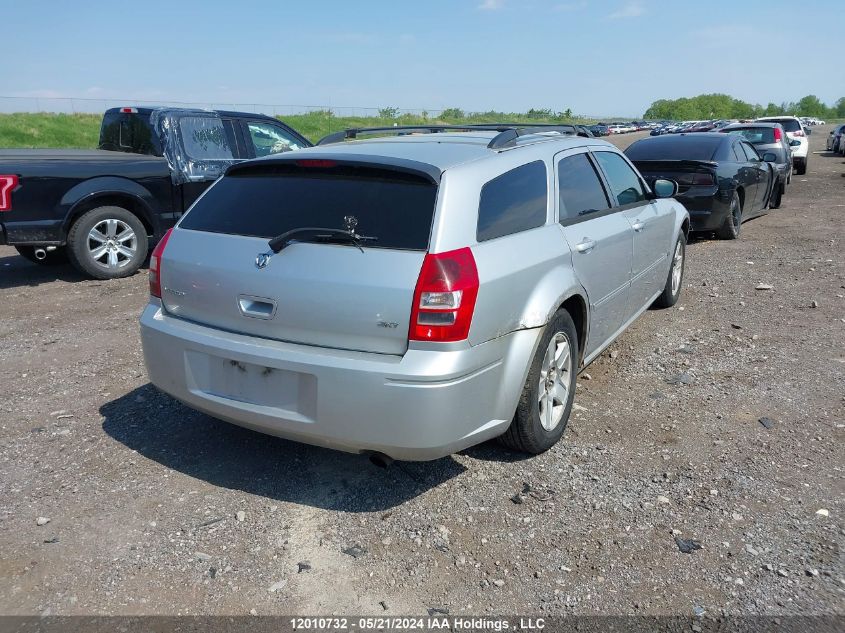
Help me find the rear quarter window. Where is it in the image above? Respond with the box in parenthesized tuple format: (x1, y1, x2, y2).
(477, 161, 548, 242)
(179, 164, 437, 251)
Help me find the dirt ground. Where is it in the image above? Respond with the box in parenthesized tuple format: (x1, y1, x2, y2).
(0, 129, 843, 618)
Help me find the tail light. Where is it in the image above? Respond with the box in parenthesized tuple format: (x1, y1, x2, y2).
(792, 130, 805, 137)
(409, 247, 479, 342)
(148, 228, 173, 298)
(773, 127, 783, 142)
(677, 172, 715, 186)
(0, 174, 19, 211)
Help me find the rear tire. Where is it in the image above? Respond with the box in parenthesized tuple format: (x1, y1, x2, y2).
(716, 192, 742, 240)
(14, 245, 68, 266)
(66, 206, 148, 280)
(498, 310, 578, 455)
(653, 233, 685, 309)
(796, 157, 807, 175)
(769, 181, 784, 209)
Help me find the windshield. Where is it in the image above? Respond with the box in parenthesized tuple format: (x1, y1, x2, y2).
(179, 165, 437, 250)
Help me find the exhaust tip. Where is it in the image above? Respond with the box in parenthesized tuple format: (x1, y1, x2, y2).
(34, 248, 47, 260)
(368, 452, 394, 469)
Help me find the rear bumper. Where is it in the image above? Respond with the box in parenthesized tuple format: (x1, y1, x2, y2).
(140, 303, 541, 461)
(676, 188, 731, 232)
(0, 218, 66, 246)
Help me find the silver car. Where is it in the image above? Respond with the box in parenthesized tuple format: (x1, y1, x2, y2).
(140, 125, 690, 461)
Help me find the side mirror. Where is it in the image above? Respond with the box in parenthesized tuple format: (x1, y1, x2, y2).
(804, 127, 812, 136)
(652, 178, 678, 199)
(762, 152, 777, 162)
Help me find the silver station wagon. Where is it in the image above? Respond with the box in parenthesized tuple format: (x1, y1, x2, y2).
(140, 125, 689, 461)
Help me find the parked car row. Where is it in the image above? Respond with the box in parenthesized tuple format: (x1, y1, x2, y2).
(800, 116, 825, 126)
(625, 123, 790, 239)
(0, 113, 822, 463)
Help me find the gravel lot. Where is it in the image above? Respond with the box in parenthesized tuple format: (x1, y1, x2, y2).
(0, 129, 843, 618)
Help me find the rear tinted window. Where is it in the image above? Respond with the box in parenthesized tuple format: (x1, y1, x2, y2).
(762, 118, 800, 132)
(558, 153, 610, 222)
(625, 136, 723, 161)
(477, 161, 547, 242)
(180, 165, 437, 250)
(726, 127, 776, 144)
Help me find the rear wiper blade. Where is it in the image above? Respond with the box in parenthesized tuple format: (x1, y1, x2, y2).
(268, 227, 377, 254)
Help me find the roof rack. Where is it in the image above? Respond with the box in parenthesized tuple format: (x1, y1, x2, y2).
(316, 123, 589, 150)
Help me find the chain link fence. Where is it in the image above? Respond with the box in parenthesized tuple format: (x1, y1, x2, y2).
(0, 96, 444, 118)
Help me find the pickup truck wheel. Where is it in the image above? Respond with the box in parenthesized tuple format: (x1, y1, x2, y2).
(499, 310, 578, 455)
(716, 192, 742, 240)
(67, 207, 148, 279)
(652, 233, 685, 309)
(14, 245, 68, 266)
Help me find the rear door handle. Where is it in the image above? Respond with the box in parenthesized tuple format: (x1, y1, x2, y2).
(574, 238, 596, 253)
(632, 220, 645, 232)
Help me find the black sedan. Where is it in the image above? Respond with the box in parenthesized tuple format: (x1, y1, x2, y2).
(625, 133, 778, 239)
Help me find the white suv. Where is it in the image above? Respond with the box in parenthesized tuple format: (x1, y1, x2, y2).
(756, 116, 809, 174)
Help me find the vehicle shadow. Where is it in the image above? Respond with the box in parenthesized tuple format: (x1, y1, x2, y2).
(0, 253, 87, 289)
(100, 384, 467, 512)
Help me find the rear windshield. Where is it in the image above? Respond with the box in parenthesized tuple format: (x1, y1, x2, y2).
(625, 136, 723, 161)
(725, 127, 776, 144)
(179, 165, 437, 250)
(764, 118, 801, 132)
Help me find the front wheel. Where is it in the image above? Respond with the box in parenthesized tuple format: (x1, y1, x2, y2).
(66, 206, 148, 280)
(499, 310, 578, 454)
(653, 233, 686, 309)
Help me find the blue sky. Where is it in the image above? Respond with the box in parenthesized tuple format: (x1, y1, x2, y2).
(3, 0, 843, 116)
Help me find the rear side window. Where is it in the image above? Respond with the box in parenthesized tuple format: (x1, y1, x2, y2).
(593, 151, 647, 206)
(477, 161, 547, 242)
(558, 153, 610, 223)
(180, 165, 437, 250)
(179, 117, 234, 160)
(740, 142, 760, 161)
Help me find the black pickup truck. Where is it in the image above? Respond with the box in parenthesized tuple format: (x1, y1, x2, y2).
(0, 107, 311, 278)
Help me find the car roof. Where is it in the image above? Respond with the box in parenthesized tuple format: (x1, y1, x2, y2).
(244, 131, 617, 173)
(104, 106, 279, 123)
(757, 116, 800, 121)
(722, 122, 783, 130)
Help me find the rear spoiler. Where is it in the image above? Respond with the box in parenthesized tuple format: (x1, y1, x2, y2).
(226, 153, 442, 184)
(630, 159, 718, 169)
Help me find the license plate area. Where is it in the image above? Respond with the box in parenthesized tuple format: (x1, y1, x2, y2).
(184, 350, 316, 420)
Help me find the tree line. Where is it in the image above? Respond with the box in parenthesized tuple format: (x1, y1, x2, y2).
(644, 93, 845, 121)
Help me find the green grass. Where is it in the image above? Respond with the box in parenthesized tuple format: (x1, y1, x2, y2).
(0, 112, 102, 148)
(0, 111, 606, 149)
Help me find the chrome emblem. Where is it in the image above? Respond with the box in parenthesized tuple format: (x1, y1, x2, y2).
(344, 215, 358, 233)
(255, 251, 273, 269)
